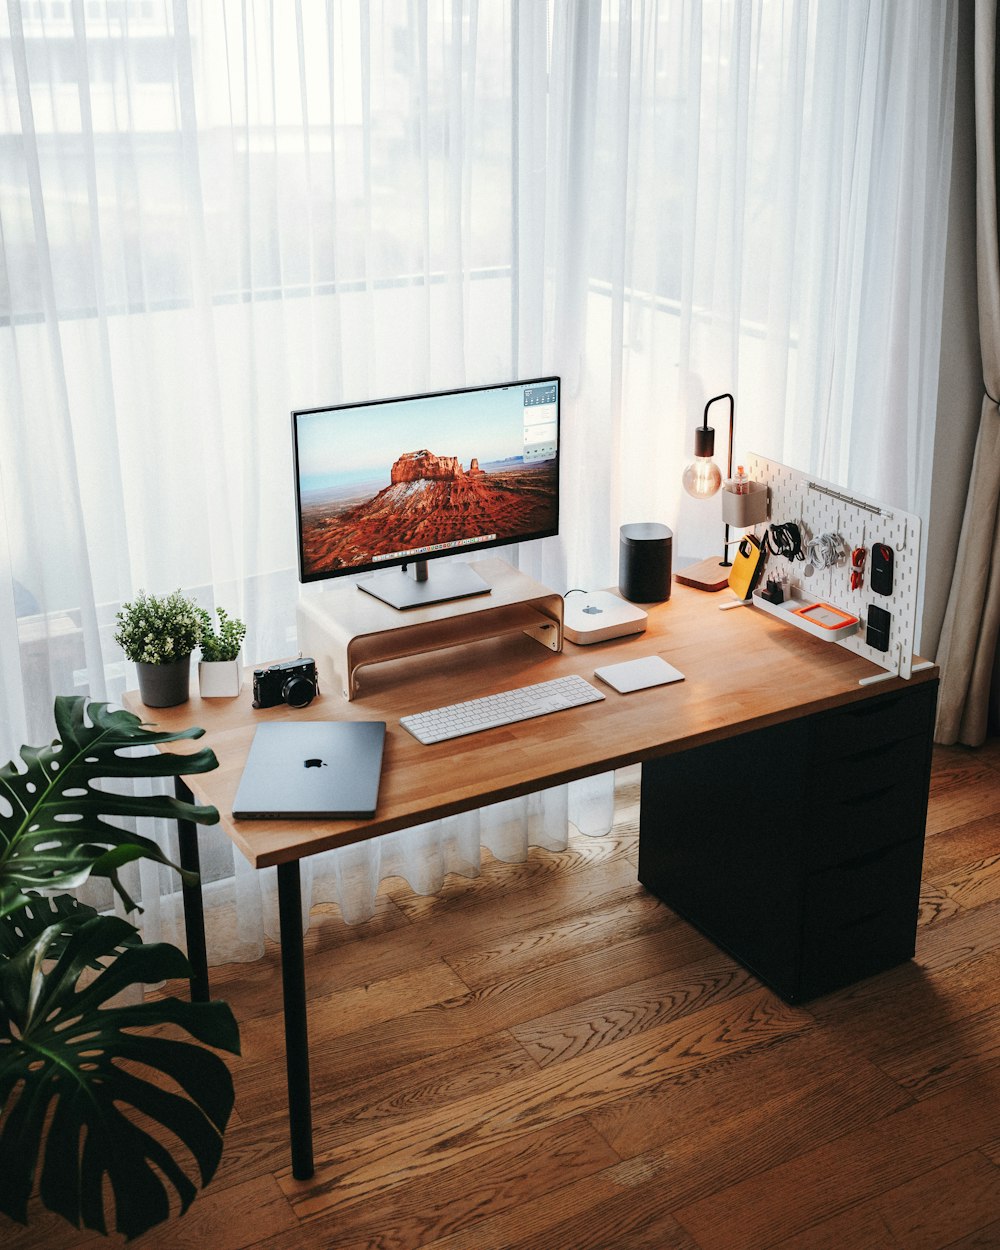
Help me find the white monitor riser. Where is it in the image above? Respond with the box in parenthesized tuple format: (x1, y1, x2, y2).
(296, 559, 564, 700)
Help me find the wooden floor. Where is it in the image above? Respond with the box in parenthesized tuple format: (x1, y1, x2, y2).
(11, 741, 1000, 1249)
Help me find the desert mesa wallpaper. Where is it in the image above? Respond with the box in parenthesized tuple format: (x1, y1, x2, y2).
(298, 447, 558, 576)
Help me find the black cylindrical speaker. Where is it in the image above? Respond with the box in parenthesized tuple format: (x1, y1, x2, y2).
(619, 523, 673, 603)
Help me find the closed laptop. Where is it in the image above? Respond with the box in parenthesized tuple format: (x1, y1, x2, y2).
(232, 721, 386, 820)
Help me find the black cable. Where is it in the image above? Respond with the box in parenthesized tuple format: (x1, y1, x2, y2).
(766, 521, 804, 561)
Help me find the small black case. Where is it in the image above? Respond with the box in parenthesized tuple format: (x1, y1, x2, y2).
(871, 543, 894, 595)
(866, 604, 891, 652)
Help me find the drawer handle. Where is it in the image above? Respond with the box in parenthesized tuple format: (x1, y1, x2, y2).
(836, 843, 899, 871)
(838, 783, 897, 807)
(843, 738, 910, 766)
(842, 697, 903, 720)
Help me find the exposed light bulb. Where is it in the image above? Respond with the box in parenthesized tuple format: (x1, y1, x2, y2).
(682, 457, 722, 499)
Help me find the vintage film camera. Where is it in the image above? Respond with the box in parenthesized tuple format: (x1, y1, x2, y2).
(252, 657, 319, 709)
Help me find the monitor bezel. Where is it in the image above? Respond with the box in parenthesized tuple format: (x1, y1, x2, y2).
(291, 375, 561, 587)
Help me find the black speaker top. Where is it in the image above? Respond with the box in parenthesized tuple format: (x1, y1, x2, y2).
(620, 522, 672, 548)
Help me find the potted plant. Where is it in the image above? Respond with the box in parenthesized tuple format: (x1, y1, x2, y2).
(114, 588, 203, 707)
(197, 606, 247, 698)
(0, 695, 240, 1240)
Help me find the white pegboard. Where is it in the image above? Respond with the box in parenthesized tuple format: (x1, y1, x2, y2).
(743, 455, 922, 679)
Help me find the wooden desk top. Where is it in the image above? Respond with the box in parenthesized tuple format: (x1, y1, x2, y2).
(122, 583, 937, 870)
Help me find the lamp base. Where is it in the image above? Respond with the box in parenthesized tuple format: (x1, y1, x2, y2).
(673, 557, 731, 592)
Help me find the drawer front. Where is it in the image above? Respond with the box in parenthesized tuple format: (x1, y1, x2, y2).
(798, 838, 924, 998)
(810, 681, 937, 760)
(804, 735, 931, 867)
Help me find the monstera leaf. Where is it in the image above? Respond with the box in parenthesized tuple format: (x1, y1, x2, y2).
(0, 696, 240, 1239)
(0, 891, 104, 960)
(0, 695, 220, 922)
(0, 913, 239, 1238)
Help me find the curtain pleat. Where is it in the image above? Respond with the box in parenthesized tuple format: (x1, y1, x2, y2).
(934, 0, 1000, 747)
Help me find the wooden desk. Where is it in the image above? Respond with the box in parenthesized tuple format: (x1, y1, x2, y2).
(125, 583, 938, 1180)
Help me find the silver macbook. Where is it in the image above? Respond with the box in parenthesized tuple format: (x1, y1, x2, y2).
(232, 721, 386, 820)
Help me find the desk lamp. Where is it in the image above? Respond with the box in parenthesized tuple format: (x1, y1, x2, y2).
(675, 393, 767, 592)
(675, 392, 735, 591)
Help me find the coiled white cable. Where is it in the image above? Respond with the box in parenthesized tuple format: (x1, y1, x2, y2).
(805, 531, 848, 570)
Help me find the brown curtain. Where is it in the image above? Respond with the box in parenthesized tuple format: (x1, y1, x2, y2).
(935, 0, 1000, 746)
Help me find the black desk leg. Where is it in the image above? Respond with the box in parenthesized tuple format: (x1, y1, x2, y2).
(277, 861, 314, 1180)
(175, 778, 210, 1004)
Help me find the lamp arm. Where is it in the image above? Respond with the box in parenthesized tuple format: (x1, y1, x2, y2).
(703, 392, 735, 480)
(704, 392, 735, 567)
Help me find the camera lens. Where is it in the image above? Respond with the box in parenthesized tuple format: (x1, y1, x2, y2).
(283, 675, 315, 708)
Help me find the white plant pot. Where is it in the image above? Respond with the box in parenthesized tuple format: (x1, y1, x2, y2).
(198, 659, 242, 698)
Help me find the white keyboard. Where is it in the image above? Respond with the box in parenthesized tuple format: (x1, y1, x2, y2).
(400, 673, 606, 745)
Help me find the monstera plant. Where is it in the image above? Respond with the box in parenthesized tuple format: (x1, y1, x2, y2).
(0, 696, 240, 1240)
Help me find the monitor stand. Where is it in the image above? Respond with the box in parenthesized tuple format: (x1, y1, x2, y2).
(357, 559, 491, 610)
(296, 558, 563, 699)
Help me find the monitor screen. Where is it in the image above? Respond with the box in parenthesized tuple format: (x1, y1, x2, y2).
(292, 377, 560, 606)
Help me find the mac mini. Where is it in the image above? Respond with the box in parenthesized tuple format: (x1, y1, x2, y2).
(564, 590, 648, 644)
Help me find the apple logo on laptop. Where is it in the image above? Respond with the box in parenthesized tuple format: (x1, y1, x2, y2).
(583, 604, 603, 615)
(303, 758, 327, 769)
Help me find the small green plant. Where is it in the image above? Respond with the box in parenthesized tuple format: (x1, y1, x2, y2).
(197, 607, 247, 663)
(114, 589, 202, 665)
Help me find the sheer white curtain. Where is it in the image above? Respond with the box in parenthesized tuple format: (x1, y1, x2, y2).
(520, 0, 957, 594)
(0, 2, 956, 957)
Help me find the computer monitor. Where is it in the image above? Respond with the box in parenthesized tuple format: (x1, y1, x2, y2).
(292, 376, 560, 609)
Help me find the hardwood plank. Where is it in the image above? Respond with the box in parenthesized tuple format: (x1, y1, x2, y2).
(933, 855, 1000, 913)
(926, 746, 1000, 834)
(443, 884, 671, 990)
(3, 1209, 108, 1250)
(921, 815, 1000, 886)
(868, 1003, 1000, 1099)
(768, 1150, 1000, 1250)
(672, 1076, 1000, 1250)
(806, 939, 1000, 1048)
(510, 949, 755, 1066)
(418, 1164, 701, 1250)
(260, 1116, 619, 1250)
(234, 959, 468, 1064)
(938, 1221, 1000, 1249)
(975, 737, 1000, 769)
(502, 1181, 703, 1250)
(16, 1175, 296, 1250)
(122, 1176, 297, 1250)
(914, 896, 1000, 969)
(213, 1032, 539, 1188)
(9, 1166, 296, 1250)
(918, 879, 964, 928)
(586, 1029, 912, 1200)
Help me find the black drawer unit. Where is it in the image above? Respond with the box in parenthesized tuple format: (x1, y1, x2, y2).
(637, 680, 938, 1002)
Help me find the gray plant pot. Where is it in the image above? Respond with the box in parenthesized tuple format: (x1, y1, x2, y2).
(136, 656, 192, 708)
